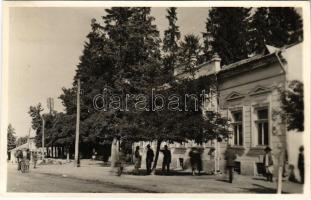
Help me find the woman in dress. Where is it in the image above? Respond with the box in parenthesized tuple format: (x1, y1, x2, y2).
(134, 146, 141, 175)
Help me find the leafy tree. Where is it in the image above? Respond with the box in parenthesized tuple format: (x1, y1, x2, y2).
(203, 7, 251, 65)
(162, 7, 181, 82)
(178, 34, 202, 77)
(58, 8, 163, 153)
(133, 77, 231, 172)
(16, 136, 28, 147)
(47, 112, 76, 157)
(250, 7, 303, 54)
(59, 18, 118, 150)
(280, 80, 304, 131)
(7, 124, 16, 151)
(28, 103, 44, 147)
(28, 103, 59, 148)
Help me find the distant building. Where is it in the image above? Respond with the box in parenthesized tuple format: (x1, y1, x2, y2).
(9, 137, 37, 163)
(134, 42, 303, 176)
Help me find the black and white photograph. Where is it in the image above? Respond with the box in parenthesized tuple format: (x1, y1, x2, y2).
(1, 1, 310, 197)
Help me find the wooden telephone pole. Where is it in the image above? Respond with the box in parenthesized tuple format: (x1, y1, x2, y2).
(74, 79, 81, 167)
(41, 117, 45, 160)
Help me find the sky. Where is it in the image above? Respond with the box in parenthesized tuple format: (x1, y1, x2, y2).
(8, 7, 210, 137)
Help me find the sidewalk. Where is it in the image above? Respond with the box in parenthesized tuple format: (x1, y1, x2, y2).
(20, 159, 303, 193)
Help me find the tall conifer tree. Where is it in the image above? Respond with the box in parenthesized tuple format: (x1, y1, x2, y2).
(203, 7, 251, 65)
(162, 7, 181, 82)
(250, 7, 303, 53)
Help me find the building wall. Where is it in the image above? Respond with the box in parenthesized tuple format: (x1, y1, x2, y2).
(218, 61, 287, 176)
(134, 44, 301, 176)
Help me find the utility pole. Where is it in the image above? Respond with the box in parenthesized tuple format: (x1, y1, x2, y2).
(28, 127, 31, 149)
(277, 147, 284, 194)
(41, 117, 45, 160)
(74, 79, 81, 167)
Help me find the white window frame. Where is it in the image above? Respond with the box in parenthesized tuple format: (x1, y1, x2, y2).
(232, 111, 243, 146)
(256, 119, 269, 146)
(253, 106, 270, 146)
(229, 107, 244, 147)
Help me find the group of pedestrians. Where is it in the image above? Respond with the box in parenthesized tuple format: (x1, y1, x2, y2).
(224, 145, 305, 184)
(16, 149, 38, 173)
(134, 144, 172, 175)
(189, 147, 203, 176)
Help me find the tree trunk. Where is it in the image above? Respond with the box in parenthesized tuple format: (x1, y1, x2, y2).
(151, 140, 162, 175)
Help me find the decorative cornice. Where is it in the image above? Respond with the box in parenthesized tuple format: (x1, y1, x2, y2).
(225, 91, 245, 101)
(249, 85, 271, 96)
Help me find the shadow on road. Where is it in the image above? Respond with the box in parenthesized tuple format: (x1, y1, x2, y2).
(239, 184, 285, 194)
(124, 169, 210, 176)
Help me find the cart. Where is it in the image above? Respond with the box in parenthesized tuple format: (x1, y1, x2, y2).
(20, 159, 30, 173)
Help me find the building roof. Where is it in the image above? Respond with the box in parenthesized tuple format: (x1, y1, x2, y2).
(171, 42, 302, 84)
(218, 52, 279, 76)
(9, 143, 29, 152)
(9, 139, 37, 152)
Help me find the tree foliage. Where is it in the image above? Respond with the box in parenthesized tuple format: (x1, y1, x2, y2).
(16, 136, 28, 147)
(162, 7, 181, 82)
(203, 7, 251, 65)
(203, 7, 303, 64)
(250, 7, 303, 54)
(178, 34, 202, 77)
(280, 80, 304, 131)
(7, 124, 16, 151)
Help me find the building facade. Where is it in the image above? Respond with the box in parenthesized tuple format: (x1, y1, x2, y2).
(134, 42, 302, 176)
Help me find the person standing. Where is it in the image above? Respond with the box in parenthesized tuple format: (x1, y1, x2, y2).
(225, 146, 237, 183)
(146, 144, 154, 175)
(26, 149, 31, 172)
(16, 150, 22, 171)
(33, 151, 38, 169)
(189, 148, 197, 176)
(298, 146, 304, 184)
(263, 147, 274, 182)
(134, 146, 141, 174)
(196, 148, 203, 175)
(160, 145, 171, 174)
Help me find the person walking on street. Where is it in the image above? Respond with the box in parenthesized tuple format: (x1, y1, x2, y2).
(225, 146, 237, 183)
(134, 146, 141, 175)
(263, 146, 274, 182)
(16, 150, 23, 171)
(160, 145, 171, 174)
(33, 151, 38, 169)
(146, 144, 154, 175)
(298, 146, 304, 184)
(26, 149, 31, 172)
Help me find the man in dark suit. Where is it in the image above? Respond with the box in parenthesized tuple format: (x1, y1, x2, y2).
(161, 145, 171, 174)
(225, 146, 237, 183)
(146, 144, 154, 175)
(298, 146, 304, 184)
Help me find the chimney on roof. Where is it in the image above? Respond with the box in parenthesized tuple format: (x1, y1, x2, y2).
(174, 53, 222, 79)
(198, 53, 221, 76)
(211, 53, 221, 73)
